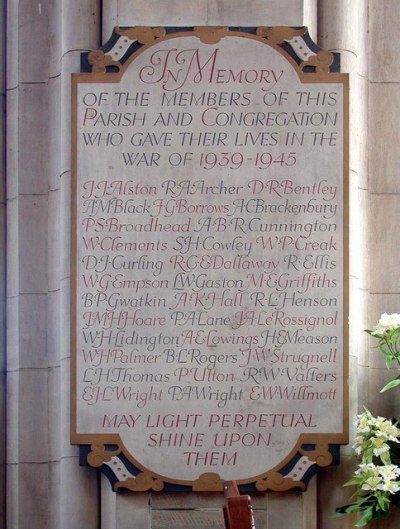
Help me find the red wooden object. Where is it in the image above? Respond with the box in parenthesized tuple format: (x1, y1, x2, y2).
(223, 481, 255, 529)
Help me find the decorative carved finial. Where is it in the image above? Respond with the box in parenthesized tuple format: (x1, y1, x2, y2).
(87, 50, 121, 73)
(115, 26, 166, 44)
(299, 444, 333, 466)
(192, 472, 224, 491)
(114, 471, 164, 492)
(256, 26, 306, 45)
(87, 443, 121, 467)
(193, 26, 229, 44)
(256, 471, 305, 492)
(300, 50, 334, 73)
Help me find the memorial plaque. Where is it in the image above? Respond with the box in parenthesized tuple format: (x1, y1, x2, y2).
(71, 27, 349, 491)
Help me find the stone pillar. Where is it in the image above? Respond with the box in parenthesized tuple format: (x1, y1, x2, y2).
(0, 0, 6, 525)
(5, 1, 100, 528)
(366, 3, 400, 525)
(316, 1, 369, 527)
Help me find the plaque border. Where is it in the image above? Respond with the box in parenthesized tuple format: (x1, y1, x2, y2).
(71, 26, 349, 492)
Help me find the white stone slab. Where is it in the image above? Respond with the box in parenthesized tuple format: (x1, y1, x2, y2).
(72, 30, 348, 486)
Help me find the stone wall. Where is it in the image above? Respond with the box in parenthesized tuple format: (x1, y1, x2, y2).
(3, 1, 400, 528)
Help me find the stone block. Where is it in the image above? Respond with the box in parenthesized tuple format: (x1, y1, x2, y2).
(18, 463, 49, 529)
(267, 492, 302, 529)
(59, 457, 99, 529)
(349, 288, 369, 367)
(318, 0, 368, 77)
(369, 83, 400, 193)
(0, 2, 5, 93)
(61, 0, 100, 54)
(6, 1, 19, 90)
(355, 0, 369, 78)
(48, 76, 62, 191)
(60, 356, 74, 456)
(59, 176, 71, 282)
(19, 293, 48, 369)
(6, 88, 18, 201)
(0, 461, 5, 529)
(18, 368, 49, 462)
(59, 279, 71, 360)
(47, 289, 61, 367)
(101, 473, 117, 529)
(207, 0, 304, 26)
(369, 195, 400, 292)
(48, 367, 61, 462)
(6, 295, 19, 372)
(115, 0, 207, 26)
(61, 52, 82, 176)
(0, 210, 6, 301)
(302, 476, 317, 529)
(48, 0, 62, 79)
(303, 0, 317, 42)
(348, 74, 368, 187)
(6, 198, 18, 298)
(0, 95, 5, 186)
(349, 185, 368, 289)
(6, 370, 19, 464)
(116, 492, 149, 529)
(151, 491, 224, 509)
(317, 0, 359, 57)
(369, 0, 400, 82)
(345, 354, 359, 454)
(152, 509, 224, 529)
(18, 84, 50, 195)
(6, 463, 18, 527)
(48, 189, 62, 291)
(19, 194, 48, 294)
(102, 3, 117, 45)
(48, 460, 61, 528)
(357, 364, 370, 411)
(18, 1, 50, 83)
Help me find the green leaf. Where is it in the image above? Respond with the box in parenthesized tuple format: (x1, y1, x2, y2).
(381, 377, 400, 392)
(385, 354, 394, 369)
(344, 477, 362, 487)
(355, 506, 374, 527)
(377, 494, 389, 511)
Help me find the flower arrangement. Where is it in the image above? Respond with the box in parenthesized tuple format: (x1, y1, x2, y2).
(367, 313, 400, 392)
(336, 314, 400, 526)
